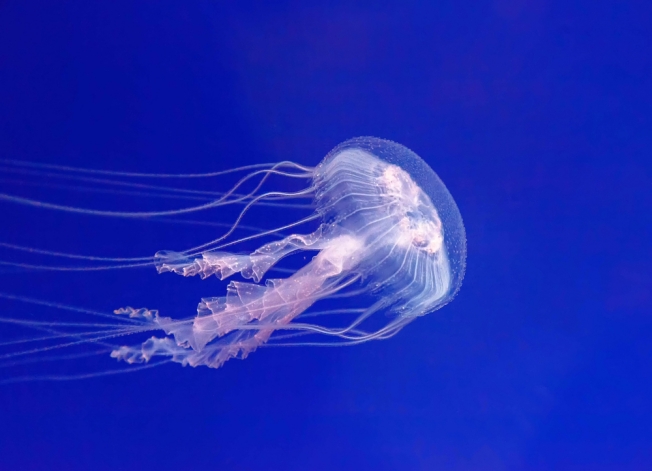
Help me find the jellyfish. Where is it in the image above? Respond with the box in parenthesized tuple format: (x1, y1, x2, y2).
(0, 137, 466, 376)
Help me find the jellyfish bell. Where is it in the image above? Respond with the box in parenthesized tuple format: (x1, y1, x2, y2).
(0, 137, 466, 378)
(315, 138, 466, 314)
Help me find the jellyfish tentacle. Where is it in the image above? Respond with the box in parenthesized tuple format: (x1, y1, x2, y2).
(0, 162, 312, 207)
(0, 297, 167, 368)
(266, 315, 412, 347)
(0, 348, 114, 370)
(0, 160, 313, 218)
(113, 232, 365, 368)
(156, 226, 326, 282)
(0, 360, 172, 384)
(111, 330, 268, 369)
(0, 158, 312, 178)
(0, 215, 300, 273)
(0, 174, 315, 207)
(183, 187, 316, 256)
(0, 326, 149, 362)
(0, 165, 316, 208)
(0, 292, 145, 324)
(0, 177, 315, 274)
(297, 308, 366, 319)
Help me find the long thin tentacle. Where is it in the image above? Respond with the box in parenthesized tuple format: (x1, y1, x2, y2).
(0, 158, 314, 178)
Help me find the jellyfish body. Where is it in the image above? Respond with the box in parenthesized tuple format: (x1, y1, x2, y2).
(109, 137, 467, 369)
(0, 137, 466, 383)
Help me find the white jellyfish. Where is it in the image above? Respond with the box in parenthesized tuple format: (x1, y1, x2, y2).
(0, 137, 466, 376)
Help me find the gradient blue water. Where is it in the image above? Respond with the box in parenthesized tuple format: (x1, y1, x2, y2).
(0, 2, 650, 470)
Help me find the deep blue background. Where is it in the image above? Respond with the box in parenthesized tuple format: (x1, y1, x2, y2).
(1, 1, 651, 470)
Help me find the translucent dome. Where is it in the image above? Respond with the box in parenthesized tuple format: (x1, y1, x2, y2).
(315, 136, 467, 315)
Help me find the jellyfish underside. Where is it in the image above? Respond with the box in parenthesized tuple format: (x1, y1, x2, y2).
(0, 137, 466, 375)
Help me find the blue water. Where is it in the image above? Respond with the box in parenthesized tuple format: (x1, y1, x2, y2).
(0, 2, 650, 470)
